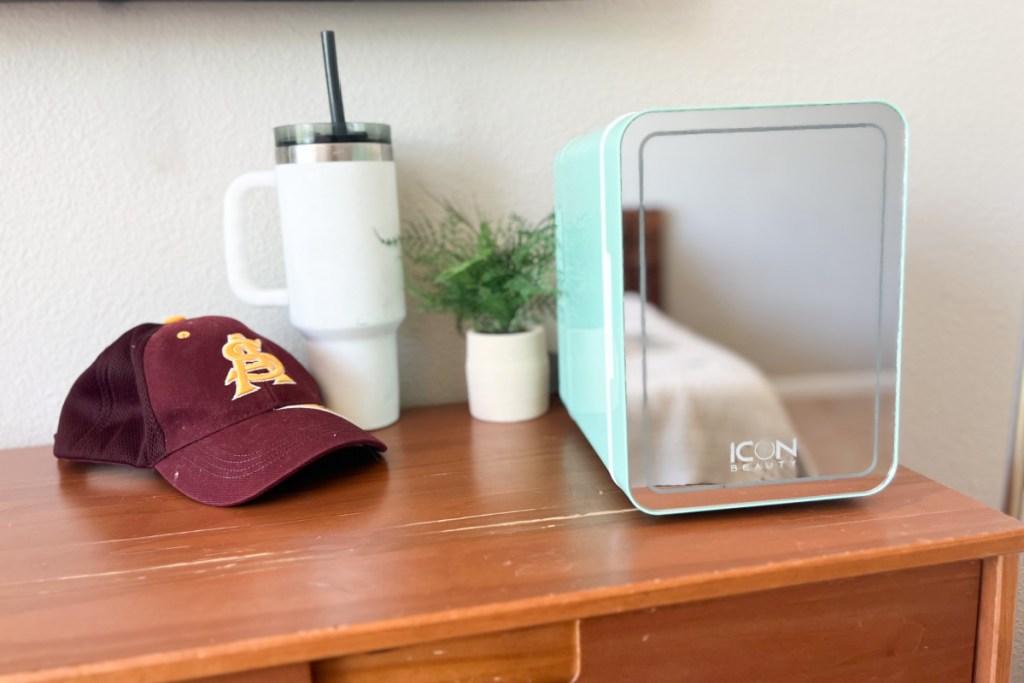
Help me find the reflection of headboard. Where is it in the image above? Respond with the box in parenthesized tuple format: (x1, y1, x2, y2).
(622, 209, 663, 307)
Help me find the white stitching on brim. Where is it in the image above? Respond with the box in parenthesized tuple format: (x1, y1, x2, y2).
(275, 403, 353, 421)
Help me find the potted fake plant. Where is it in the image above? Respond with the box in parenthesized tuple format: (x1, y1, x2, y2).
(397, 199, 556, 422)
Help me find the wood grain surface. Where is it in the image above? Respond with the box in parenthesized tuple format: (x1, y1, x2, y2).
(579, 561, 981, 682)
(312, 621, 578, 683)
(975, 554, 1020, 682)
(1, 402, 1023, 682)
(193, 663, 311, 683)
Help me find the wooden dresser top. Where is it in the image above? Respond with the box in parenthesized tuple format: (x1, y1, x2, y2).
(2, 403, 1023, 682)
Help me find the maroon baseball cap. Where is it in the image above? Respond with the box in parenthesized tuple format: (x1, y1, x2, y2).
(54, 316, 386, 506)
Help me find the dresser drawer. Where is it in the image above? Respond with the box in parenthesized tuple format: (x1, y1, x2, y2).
(578, 561, 981, 682)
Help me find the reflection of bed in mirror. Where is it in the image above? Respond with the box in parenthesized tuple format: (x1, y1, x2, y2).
(622, 209, 812, 488)
(622, 208, 896, 490)
(624, 290, 810, 488)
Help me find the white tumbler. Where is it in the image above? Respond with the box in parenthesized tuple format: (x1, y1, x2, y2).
(224, 122, 404, 429)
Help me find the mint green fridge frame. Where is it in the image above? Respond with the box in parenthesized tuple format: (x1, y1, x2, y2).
(553, 102, 908, 515)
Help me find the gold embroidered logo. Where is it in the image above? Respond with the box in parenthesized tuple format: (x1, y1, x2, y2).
(222, 333, 296, 399)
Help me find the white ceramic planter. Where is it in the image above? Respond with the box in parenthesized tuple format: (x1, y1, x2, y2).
(466, 326, 550, 423)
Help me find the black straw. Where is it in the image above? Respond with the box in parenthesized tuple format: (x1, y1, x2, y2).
(321, 30, 347, 133)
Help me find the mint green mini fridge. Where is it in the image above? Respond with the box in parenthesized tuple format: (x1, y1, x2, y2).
(554, 102, 907, 515)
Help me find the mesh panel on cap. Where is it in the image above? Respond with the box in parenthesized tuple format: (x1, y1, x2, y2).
(54, 324, 167, 468)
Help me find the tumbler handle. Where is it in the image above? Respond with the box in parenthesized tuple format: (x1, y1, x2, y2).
(223, 171, 289, 307)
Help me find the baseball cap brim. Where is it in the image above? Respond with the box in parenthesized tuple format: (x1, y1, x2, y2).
(154, 405, 386, 506)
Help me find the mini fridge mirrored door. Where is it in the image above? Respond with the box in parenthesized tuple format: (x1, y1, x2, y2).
(618, 103, 906, 512)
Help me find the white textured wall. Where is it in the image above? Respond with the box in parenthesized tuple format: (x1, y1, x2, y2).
(3, 0, 1024, 671)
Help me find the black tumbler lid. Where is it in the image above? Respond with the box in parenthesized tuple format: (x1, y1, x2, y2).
(274, 122, 390, 146)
